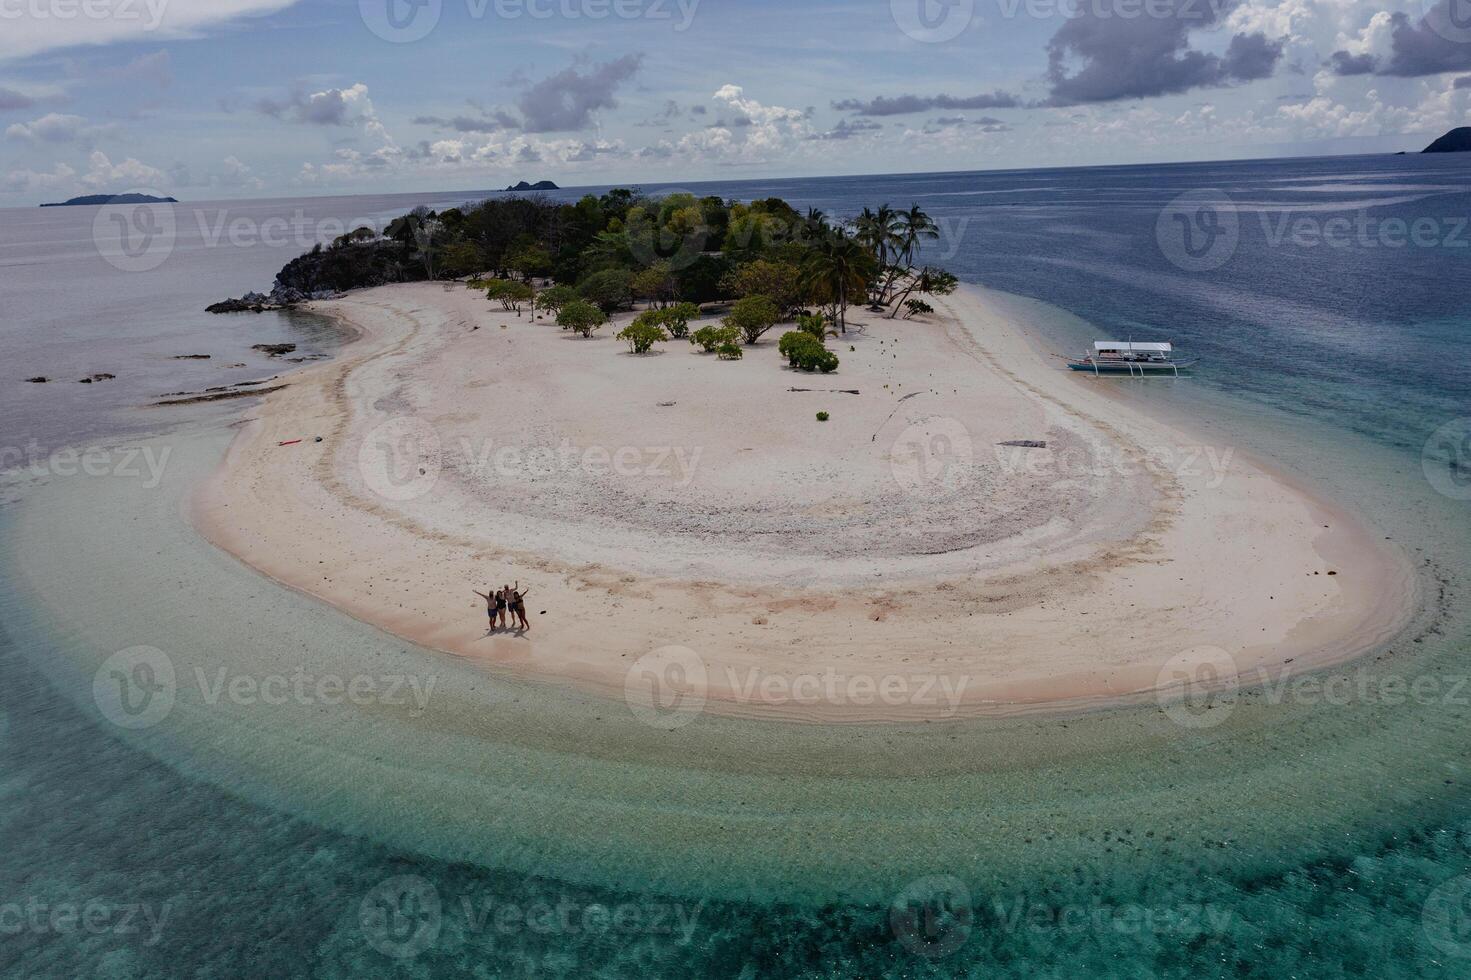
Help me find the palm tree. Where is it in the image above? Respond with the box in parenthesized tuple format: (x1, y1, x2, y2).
(853, 206, 882, 259)
(855, 204, 916, 307)
(800, 207, 830, 246)
(897, 204, 939, 268)
(801, 230, 877, 334)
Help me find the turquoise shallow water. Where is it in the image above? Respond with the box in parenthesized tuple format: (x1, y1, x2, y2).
(3, 158, 1471, 975)
(3, 306, 1471, 975)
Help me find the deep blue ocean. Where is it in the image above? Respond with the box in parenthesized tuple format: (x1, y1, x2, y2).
(3, 154, 1471, 977)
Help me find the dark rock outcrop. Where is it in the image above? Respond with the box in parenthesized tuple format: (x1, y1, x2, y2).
(1424, 127, 1471, 153)
(505, 180, 559, 191)
(209, 236, 425, 313)
(206, 285, 340, 314)
(275, 239, 425, 293)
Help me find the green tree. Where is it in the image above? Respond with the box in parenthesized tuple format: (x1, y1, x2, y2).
(535, 284, 579, 318)
(796, 312, 831, 341)
(509, 244, 553, 282)
(888, 267, 958, 319)
(617, 320, 668, 354)
(720, 259, 802, 314)
(662, 302, 701, 338)
(778, 331, 840, 372)
(723, 294, 781, 345)
(557, 300, 607, 338)
(674, 254, 732, 304)
(779, 330, 824, 366)
(897, 204, 940, 268)
(440, 241, 489, 279)
(631, 262, 677, 307)
(634, 303, 700, 340)
(579, 268, 634, 314)
(484, 278, 534, 313)
(691, 324, 741, 353)
(854, 205, 903, 270)
(800, 233, 876, 334)
(410, 211, 444, 280)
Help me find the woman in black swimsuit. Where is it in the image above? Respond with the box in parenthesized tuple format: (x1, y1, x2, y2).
(510, 581, 531, 632)
(495, 586, 510, 629)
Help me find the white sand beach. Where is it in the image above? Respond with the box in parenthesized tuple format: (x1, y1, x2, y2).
(191, 281, 1416, 722)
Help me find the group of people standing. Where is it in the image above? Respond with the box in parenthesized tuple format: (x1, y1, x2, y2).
(474, 582, 531, 632)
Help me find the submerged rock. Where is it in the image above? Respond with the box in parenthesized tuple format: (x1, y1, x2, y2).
(251, 344, 297, 357)
(24, 376, 48, 383)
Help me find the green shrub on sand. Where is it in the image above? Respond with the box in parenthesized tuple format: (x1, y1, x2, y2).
(617, 320, 668, 354)
(557, 300, 607, 338)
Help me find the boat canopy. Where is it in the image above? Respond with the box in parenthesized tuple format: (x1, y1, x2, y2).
(1094, 341, 1172, 353)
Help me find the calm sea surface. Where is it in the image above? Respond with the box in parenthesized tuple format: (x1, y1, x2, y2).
(2, 155, 1470, 976)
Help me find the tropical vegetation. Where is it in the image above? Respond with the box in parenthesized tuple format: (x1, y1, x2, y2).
(270, 188, 961, 375)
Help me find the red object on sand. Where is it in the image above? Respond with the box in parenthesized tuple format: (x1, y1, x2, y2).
(277, 439, 303, 447)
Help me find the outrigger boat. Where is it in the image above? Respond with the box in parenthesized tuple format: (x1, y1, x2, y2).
(1067, 341, 1197, 376)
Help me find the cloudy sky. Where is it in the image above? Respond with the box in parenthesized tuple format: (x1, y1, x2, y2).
(1, 0, 1468, 204)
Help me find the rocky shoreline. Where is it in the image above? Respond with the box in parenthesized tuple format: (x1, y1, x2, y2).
(206, 285, 341, 314)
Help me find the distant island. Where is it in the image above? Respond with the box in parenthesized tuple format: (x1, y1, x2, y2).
(40, 193, 179, 207)
(1423, 127, 1471, 153)
(504, 180, 559, 192)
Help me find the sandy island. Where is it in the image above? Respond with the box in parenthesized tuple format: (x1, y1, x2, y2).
(191, 281, 1416, 722)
